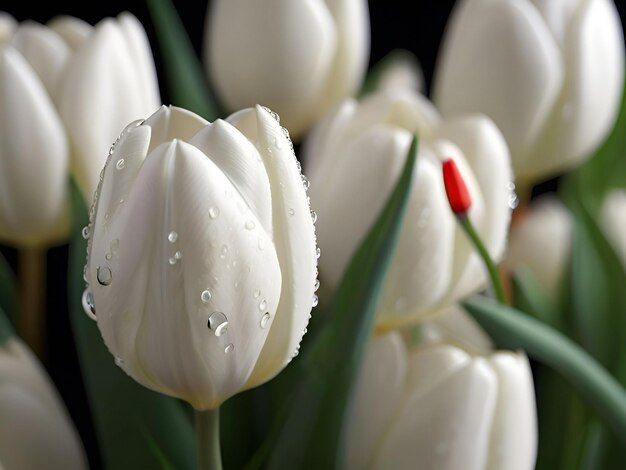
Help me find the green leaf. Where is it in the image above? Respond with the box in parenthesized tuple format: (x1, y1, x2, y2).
(463, 295, 626, 444)
(267, 137, 419, 470)
(146, 0, 220, 121)
(360, 49, 422, 97)
(0, 252, 17, 326)
(68, 180, 195, 470)
(0, 305, 14, 346)
(511, 267, 561, 328)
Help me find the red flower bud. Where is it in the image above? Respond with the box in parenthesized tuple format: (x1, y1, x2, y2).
(442, 159, 472, 215)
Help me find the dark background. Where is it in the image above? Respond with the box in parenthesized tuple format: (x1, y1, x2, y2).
(2, 0, 626, 468)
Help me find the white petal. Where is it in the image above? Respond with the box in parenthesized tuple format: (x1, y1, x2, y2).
(227, 106, 317, 387)
(504, 197, 572, 301)
(46, 16, 92, 51)
(90, 140, 282, 410)
(0, 13, 17, 45)
(600, 190, 626, 269)
(422, 304, 494, 353)
(486, 352, 537, 470)
(529, 0, 584, 46)
(375, 50, 425, 94)
(345, 332, 407, 470)
(433, 0, 563, 170)
(143, 105, 208, 153)
(59, 19, 158, 202)
(11, 22, 71, 98)
(206, 0, 336, 139)
(0, 46, 69, 247)
(374, 347, 497, 470)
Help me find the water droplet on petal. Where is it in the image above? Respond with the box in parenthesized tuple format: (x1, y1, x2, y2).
(169, 257, 177, 265)
(201, 290, 212, 303)
(168, 231, 178, 243)
(316, 247, 321, 259)
(208, 312, 229, 337)
(82, 226, 90, 239)
(174, 251, 182, 260)
(245, 220, 255, 230)
(209, 206, 220, 219)
(310, 210, 317, 223)
(116, 159, 125, 170)
(288, 208, 295, 216)
(105, 253, 112, 261)
(314, 279, 320, 291)
(82, 289, 97, 321)
(115, 357, 125, 367)
(253, 289, 261, 299)
(96, 266, 112, 286)
(260, 312, 271, 329)
(312, 295, 319, 307)
(259, 299, 267, 311)
(224, 343, 234, 354)
(302, 176, 310, 190)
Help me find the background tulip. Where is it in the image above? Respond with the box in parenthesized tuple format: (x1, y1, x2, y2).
(306, 89, 512, 328)
(83, 105, 318, 410)
(433, 0, 625, 181)
(600, 190, 626, 269)
(205, 0, 370, 140)
(0, 338, 87, 469)
(345, 323, 537, 470)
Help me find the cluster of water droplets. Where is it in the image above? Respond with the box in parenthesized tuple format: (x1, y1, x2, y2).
(507, 181, 519, 210)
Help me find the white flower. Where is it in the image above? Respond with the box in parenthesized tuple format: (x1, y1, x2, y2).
(0, 338, 87, 469)
(306, 89, 512, 329)
(600, 190, 626, 269)
(83, 105, 318, 410)
(433, 0, 625, 180)
(346, 322, 537, 470)
(205, 0, 370, 140)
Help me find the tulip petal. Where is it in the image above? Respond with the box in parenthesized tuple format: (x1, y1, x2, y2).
(0, 47, 69, 247)
(433, 0, 563, 168)
(529, 0, 583, 46)
(143, 105, 208, 154)
(90, 139, 282, 410)
(46, 16, 92, 51)
(486, 352, 537, 470)
(600, 190, 626, 269)
(0, 13, 16, 45)
(345, 332, 407, 470)
(422, 305, 494, 353)
(227, 106, 317, 387)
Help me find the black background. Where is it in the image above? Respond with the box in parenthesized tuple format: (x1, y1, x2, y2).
(2, 0, 626, 468)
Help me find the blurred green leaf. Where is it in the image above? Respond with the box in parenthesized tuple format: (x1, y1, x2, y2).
(68, 181, 195, 470)
(0, 305, 14, 346)
(0, 252, 17, 326)
(360, 49, 422, 97)
(463, 295, 626, 445)
(146, 0, 220, 120)
(266, 137, 418, 470)
(511, 267, 560, 328)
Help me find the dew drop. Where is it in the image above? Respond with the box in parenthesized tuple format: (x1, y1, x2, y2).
(220, 244, 229, 260)
(253, 289, 261, 299)
(316, 247, 321, 259)
(116, 159, 125, 170)
(201, 289, 212, 303)
(224, 343, 234, 354)
(96, 266, 112, 286)
(259, 299, 268, 311)
(82, 266, 89, 283)
(288, 208, 295, 216)
(508, 193, 519, 210)
(169, 257, 177, 265)
(314, 279, 320, 291)
(260, 312, 271, 329)
(312, 295, 319, 307)
(105, 253, 112, 261)
(209, 206, 220, 219)
(507, 182, 516, 191)
(115, 357, 125, 367)
(310, 210, 318, 224)
(302, 176, 310, 191)
(81, 289, 97, 321)
(245, 220, 255, 230)
(82, 226, 90, 239)
(168, 231, 178, 243)
(208, 312, 229, 337)
(174, 251, 182, 260)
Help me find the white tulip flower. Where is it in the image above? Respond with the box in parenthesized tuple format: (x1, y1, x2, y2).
(83, 105, 318, 410)
(205, 0, 370, 140)
(600, 190, 626, 269)
(433, 0, 625, 181)
(0, 338, 87, 469)
(346, 328, 537, 470)
(306, 89, 513, 329)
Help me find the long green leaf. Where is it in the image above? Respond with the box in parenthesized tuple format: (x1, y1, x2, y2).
(146, 0, 220, 120)
(0, 252, 17, 325)
(463, 295, 626, 444)
(267, 137, 419, 470)
(68, 181, 195, 470)
(511, 267, 560, 328)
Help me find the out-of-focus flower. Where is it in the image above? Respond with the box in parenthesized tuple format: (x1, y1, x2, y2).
(306, 89, 512, 329)
(370, 50, 424, 94)
(0, 12, 159, 247)
(205, 0, 370, 140)
(600, 190, 626, 269)
(0, 338, 87, 469)
(433, 0, 625, 181)
(83, 105, 318, 410)
(504, 197, 572, 301)
(345, 323, 537, 470)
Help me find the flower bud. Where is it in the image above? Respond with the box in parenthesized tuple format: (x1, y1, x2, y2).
(346, 326, 537, 470)
(83, 105, 318, 410)
(205, 0, 370, 140)
(442, 158, 472, 216)
(434, 0, 625, 180)
(306, 89, 513, 328)
(0, 338, 87, 469)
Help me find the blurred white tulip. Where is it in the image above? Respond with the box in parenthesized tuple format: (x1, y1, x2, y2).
(600, 190, 626, 269)
(434, 0, 625, 181)
(205, 0, 370, 140)
(83, 105, 318, 410)
(306, 89, 513, 329)
(0, 338, 87, 469)
(346, 328, 537, 470)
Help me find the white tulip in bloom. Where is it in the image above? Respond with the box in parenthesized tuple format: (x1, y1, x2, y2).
(82, 105, 318, 410)
(345, 326, 537, 470)
(505, 197, 573, 301)
(306, 89, 513, 329)
(433, 0, 625, 180)
(600, 190, 626, 269)
(205, 0, 370, 140)
(0, 338, 87, 469)
(0, 12, 159, 246)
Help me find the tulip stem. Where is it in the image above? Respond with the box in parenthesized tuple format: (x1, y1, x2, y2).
(18, 247, 46, 358)
(458, 216, 507, 304)
(195, 408, 222, 470)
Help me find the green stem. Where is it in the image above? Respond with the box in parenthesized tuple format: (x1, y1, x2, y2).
(195, 408, 223, 470)
(459, 215, 506, 304)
